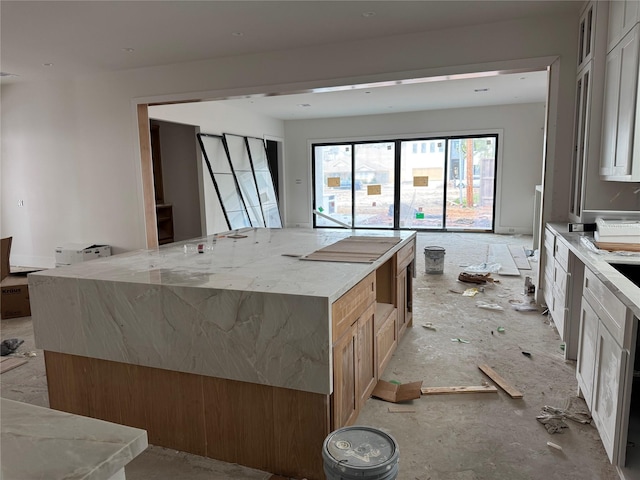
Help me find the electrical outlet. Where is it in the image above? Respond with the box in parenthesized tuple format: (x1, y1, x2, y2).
(508, 228, 515, 233)
(17, 200, 24, 207)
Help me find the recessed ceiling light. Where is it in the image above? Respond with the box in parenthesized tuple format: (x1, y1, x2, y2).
(474, 88, 489, 92)
(43, 63, 54, 67)
(362, 11, 376, 17)
(232, 32, 244, 37)
(122, 48, 135, 53)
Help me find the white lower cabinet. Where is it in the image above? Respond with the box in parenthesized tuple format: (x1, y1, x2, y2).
(577, 299, 599, 411)
(592, 316, 628, 464)
(577, 266, 638, 475)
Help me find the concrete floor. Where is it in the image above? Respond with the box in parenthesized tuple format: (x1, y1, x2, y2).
(0, 232, 620, 480)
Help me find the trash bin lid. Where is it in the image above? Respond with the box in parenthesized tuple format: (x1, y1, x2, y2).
(324, 426, 397, 469)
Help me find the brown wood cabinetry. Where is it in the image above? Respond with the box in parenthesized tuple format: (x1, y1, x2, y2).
(332, 321, 358, 428)
(330, 238, 415, 430)
(357, 303, 377, 406)
(396, 241, 415, 339)
(156, 204, 174, 245)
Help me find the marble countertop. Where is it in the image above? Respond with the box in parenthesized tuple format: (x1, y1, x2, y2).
(546, 223, 640, 318)
(30, 228, 416, 302)
(28, 228, 416, 394)
(0, 398, 147, 480)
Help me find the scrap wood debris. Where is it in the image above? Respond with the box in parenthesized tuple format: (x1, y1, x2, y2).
(458, 272, 498, 284)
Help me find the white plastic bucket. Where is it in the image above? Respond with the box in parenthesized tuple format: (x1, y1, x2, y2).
(323, 426, 399, 480)
(424, 246, 445, 274)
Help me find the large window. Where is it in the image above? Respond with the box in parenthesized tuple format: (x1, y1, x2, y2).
(312, 135, 497, 231)
(197, 133, 282, 231)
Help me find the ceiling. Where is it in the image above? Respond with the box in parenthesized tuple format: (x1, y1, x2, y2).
(1, 1, 577, 119)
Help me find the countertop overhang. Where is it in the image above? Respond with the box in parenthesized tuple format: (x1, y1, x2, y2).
(28, 228, 416, 395)
(546, 223, 640, 318)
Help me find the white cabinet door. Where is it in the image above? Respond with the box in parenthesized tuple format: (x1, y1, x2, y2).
(601, 24, 640, 180)
(570, 63, 592, 219)
(578, 2, 596, 71)
(592, 321, 628, 464)
(577, 298, 599, 410)
(608, 0, 640, 53)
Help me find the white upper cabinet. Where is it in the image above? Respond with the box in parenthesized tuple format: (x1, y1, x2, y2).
(578, 2, 596, 71)
(600, 22, 640, 181)
(607, 0, 640, 53)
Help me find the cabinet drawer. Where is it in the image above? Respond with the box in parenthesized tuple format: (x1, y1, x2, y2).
(543, 271, 555, 311)
(553, 260, 568, 296)
(544, 228, 556, 253)
(396, 239, 415, 271)
(332, 272, 376, 343)
(544, 245, 555, 280)
(583, 267, 629, 347)
(554, 238, 570, 271)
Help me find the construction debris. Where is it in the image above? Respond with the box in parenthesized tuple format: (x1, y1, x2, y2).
(388, 406, 415, 413)
(537, 412, 569, 434)
(1, 339, 24, 356)
(371, 379, 423, 403)
(420, 385, 498, 395)
(478, 364, 523, 399)
(459, 272, 494, 284)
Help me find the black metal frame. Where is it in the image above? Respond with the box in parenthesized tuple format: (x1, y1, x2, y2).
(311, 134, 499, 232)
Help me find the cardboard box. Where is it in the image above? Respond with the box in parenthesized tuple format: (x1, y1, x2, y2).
(371, 379, 423, 403)
(1, 275, 30, 319)
(55, 243, 111, 266)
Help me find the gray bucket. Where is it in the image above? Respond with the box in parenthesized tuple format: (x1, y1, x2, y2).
(322, 426, 399, 480)
(424, 246, 445, 274)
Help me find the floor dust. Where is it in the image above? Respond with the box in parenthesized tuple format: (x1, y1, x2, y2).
(0, 232, 619, 480)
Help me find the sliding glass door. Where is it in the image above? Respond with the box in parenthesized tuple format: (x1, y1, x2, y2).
(312, 135, 497, 231)
(445, 137, 496, 230)
(398, 139, 446, 228)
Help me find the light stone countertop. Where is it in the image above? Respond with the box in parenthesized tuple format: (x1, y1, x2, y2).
(30, 228, 416, 302)
(28, 228, 417, 395)
(0, 398, 148, 480)
(546, 223, 640, 318)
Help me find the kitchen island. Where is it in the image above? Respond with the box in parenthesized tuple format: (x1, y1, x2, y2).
(29, 228, 416, 480)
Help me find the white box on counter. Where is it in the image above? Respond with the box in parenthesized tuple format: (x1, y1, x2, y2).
(55, 243, 111, 266)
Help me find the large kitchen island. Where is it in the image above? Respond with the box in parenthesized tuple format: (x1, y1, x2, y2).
(29, 228, 416, 480)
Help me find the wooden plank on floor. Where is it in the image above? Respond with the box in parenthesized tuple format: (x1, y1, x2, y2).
(420, 385, 498, 395)
(508, 245, 531, 270)
(478, 364, 523, 399)
(388, 406, 416, 413)
(487, 244, 520, 276)
(0, 356, 27, 374)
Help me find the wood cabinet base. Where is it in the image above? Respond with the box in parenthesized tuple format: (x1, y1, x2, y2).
(44, 351, 330, 480)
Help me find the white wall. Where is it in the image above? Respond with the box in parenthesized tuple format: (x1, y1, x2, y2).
(1, 13, 577, 267)
(284, 103, 545, 233)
